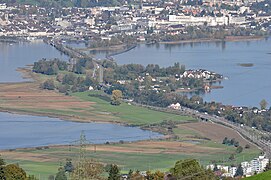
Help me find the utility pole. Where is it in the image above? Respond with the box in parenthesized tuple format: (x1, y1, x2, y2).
(73, 131, 89, 180)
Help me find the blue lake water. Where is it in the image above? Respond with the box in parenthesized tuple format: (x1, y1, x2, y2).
(0, 112, 161, 150)
(96, 38, 271, 107)
(0, 41, 68, 82)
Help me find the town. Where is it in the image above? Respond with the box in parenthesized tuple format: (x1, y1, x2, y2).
(1, 0, 271, 180)
(0, 0, 270, 42)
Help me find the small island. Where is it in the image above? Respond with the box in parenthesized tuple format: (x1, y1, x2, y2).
(237, 63, 254, 67)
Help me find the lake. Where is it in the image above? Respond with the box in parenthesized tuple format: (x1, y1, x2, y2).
(0, 41, 161, 150)
(1, 38, 270, 149)
(0, 40, 68, 82)
(95, 38, 271, 107)
(0, 112, 161, 150)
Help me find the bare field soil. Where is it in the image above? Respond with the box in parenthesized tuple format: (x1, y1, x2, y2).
(0, 139, 228, 163)
(0, 82, 118, 122)
(1, 151, 58, 162)
(92, 141, 225, 155)
(180, 122, 255, 147)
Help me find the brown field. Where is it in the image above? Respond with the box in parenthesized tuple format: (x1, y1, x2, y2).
(1, 151, 58, 162)
(179, 122, 255, 147)
(0, 139, 228, 163)
(92, 141, 226, 155)
(0, 82, 118, 122)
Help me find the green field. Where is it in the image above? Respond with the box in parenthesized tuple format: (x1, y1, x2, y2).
(72, 91, 195, 125)
(2, 138, 260, 179)
(244, 170, 271, 180)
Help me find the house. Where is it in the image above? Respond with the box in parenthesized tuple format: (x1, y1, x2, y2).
(168, 103, 181, 110)
(88, 86, 94, 91)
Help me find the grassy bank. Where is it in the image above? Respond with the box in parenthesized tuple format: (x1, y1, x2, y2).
(72, 91, 195, 125)
(244, 170, 271, 180)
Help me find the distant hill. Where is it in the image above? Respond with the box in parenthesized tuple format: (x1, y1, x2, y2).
(0, 0, 131, 7)
(244, 171, 271, 180)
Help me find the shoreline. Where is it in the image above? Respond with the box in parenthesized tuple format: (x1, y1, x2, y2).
(62, 35, 268, 60)
(90, 35, 267, 60)
(159, 36, 266, 45)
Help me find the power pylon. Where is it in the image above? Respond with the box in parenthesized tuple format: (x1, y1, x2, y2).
(72, 131, 90, 180)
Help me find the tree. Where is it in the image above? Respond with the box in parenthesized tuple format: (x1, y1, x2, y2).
(62, 73, 77, 85)
(130, 170, 144, 180)
(71, 159, 104, 180)
(64, 158, 74, 173)
(42, 79, 55, 90)
(146, 170, 164, 180)
(0, 155, 4, 166)
(127, 169, 133, 180)
(4, 164, 27, 180)
(264, 159, 271, 171)
(111, 90, 123, 106)
(170, 159, 216, 179)
(170, 159, 202, 178)
(245, 144, 250, 149)
(260, 99, 268, 110)
(222, 137, 229, 145)
(229, 154, 235, 161)
(0, 155, 5, 180)
(55, 167, 67, 180)
(236, 146, 243, 153)
(234, 164, 244, 177)
(108, 164, 120, 180)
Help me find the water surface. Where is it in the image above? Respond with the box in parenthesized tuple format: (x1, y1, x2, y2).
(0, 41, 68, 82)
(106, 39, 271, 107)
(0, 112, 161, 150)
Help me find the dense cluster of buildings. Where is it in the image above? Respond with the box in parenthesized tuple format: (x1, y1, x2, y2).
(0, 0, 270, 39)
(207, 155, 269, 177)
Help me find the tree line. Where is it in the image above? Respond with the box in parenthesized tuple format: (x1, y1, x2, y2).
(50, 158, 217, 180)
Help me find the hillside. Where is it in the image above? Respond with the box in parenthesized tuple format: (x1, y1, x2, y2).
(245, 171, 271, 180)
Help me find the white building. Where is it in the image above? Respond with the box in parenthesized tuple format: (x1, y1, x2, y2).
(208, 155, 269, 177)
(168, 103, 181, 110)
(168, 14, 228, 26)
(241, 161, 252, 175)
(251, 156, 269, 173)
